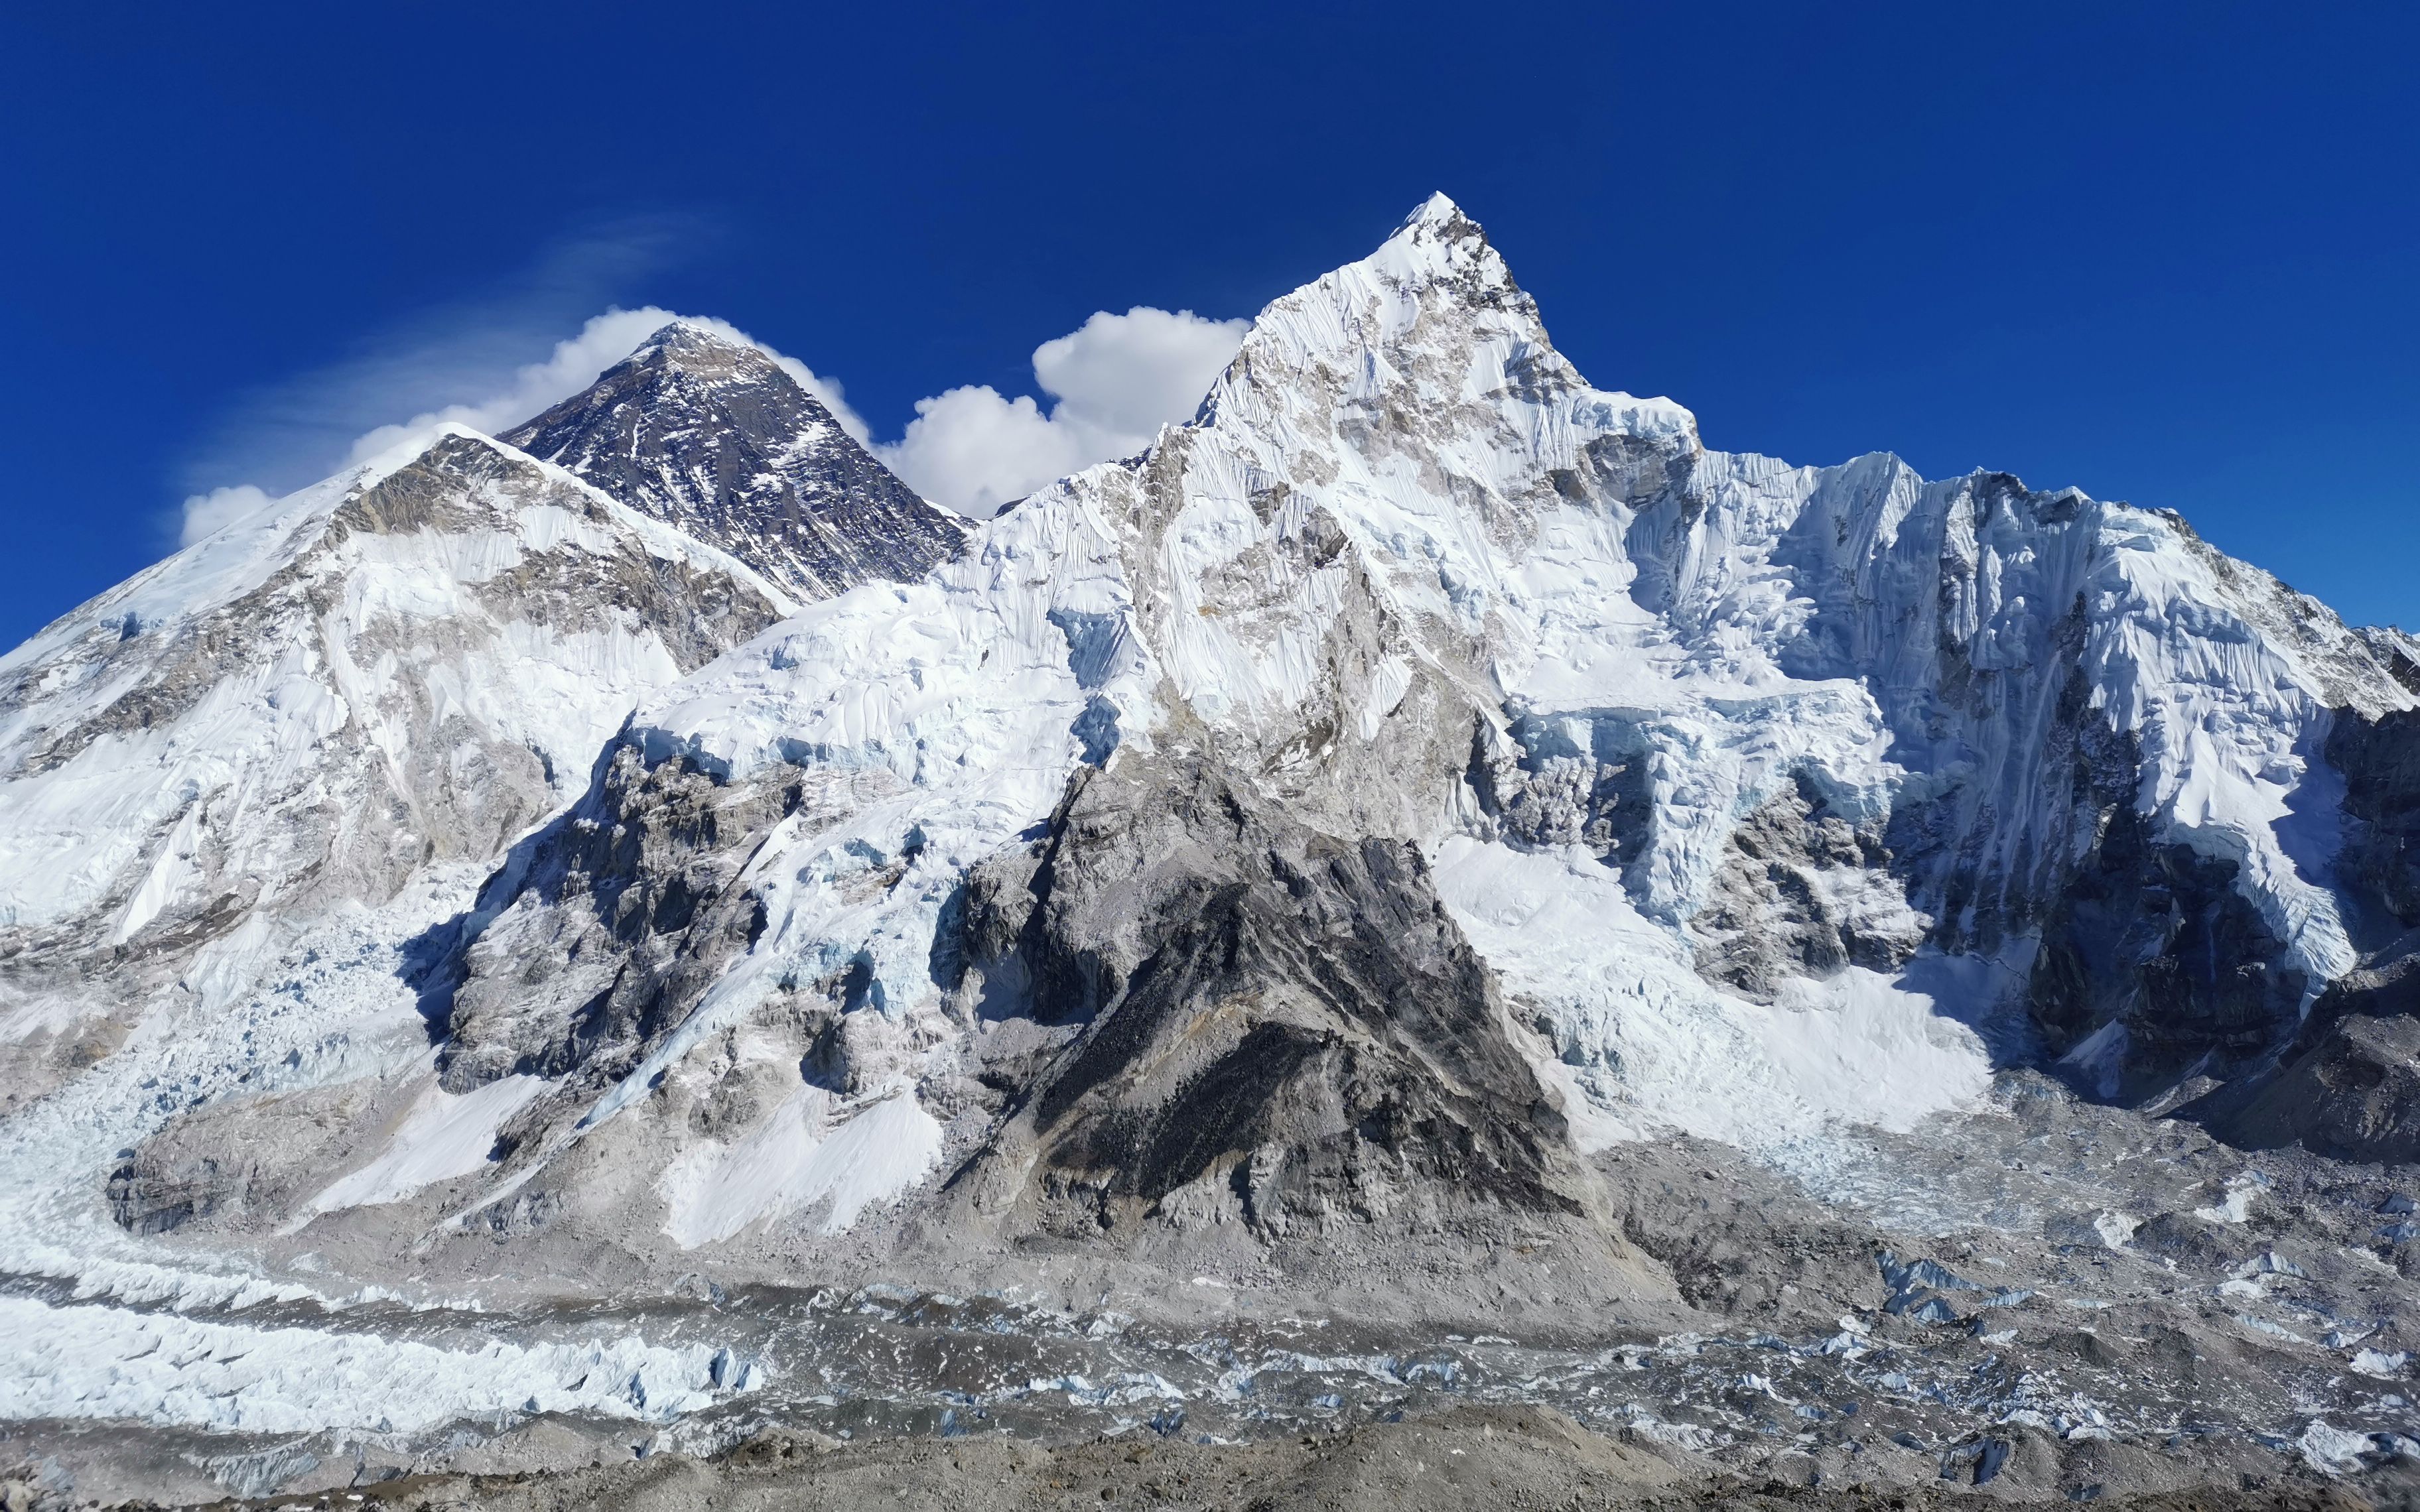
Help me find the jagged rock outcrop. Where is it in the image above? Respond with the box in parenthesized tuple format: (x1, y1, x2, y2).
(2191, 702, 2420, 1158)
(504, 320, 965, 602)
(427, 741, 906, 1096)
(1688, 774, 1926, 1003)
(2218, 1012, 2420, 1164)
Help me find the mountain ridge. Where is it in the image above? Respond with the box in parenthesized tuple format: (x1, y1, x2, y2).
(7, 195, 2420, 1499)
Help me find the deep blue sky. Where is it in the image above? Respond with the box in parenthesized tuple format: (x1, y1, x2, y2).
(3, 2, 2415, 649)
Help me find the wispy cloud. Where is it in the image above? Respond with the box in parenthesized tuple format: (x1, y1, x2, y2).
(176, 485, 277, 548)
(180, 220, 690, 499)
(176, 296, 862, 546)
(876, 307, 1249, 515)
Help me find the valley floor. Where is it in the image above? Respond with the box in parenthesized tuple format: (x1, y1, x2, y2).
(9, 1073, 2420, 1507)
(62, 1406, 2405, 1512)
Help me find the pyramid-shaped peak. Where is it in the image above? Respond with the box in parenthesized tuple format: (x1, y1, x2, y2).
(1365, 191, 1504, 285)
(502, 318, 962, 604)
(1210, 191, 1548, 394)
(1179, 189, 1709, 470)
(625, 317, 779, 377)
(1402, 190, 1475, 236)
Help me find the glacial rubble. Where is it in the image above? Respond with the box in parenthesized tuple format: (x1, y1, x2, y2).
(5, 196, 2420, 1502)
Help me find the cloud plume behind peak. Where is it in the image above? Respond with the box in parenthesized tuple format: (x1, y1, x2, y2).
(174, 281, 1246, 546)
(175, 304, 859, 547)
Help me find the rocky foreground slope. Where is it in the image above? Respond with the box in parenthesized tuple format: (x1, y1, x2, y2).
(6, 199, 2420, 1505)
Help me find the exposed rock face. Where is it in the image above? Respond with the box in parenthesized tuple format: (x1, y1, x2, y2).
(428, 743, 901, 1096)
(1688, 774, 1925, 1003)
(1468, 713, 1653, 866)
(105, 1081, 371, 1234)
(2192, 702, 2420, 1159)
(945, 755, 1609, 1243)
(504, 321, 965, 602)
(2326, 704, 2420, 945)
(2030, 798, 2305, 1098)
(2220, 1012, 2420, 1164)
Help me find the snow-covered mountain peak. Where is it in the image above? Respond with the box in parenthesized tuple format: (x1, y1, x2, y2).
(19, 200, 2420, 1493)
(1404, 188, 1469, 227)
(607, 194, 2420, 1143)
(1383, 190, 1500, 269)
(620, 318, 783, 381)
(503, 323, 964, 604)
(1197, 196, 1696, 513)
(0, 420, 791, 1041)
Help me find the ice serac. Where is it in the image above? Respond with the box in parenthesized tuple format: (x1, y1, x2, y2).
(503, 320, 965, 602)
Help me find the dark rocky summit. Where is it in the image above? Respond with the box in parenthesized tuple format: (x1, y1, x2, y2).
(504, 320, 964, 602)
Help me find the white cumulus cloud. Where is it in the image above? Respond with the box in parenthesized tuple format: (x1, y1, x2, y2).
(878, 307, 1249, 515)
